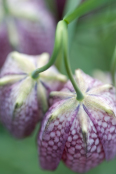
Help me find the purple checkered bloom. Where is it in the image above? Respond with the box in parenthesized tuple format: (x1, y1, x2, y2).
(38, 69, 116, 173)
(0, 52, 67, 138)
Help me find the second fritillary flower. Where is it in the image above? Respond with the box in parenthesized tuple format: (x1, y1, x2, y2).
(38, 69, 116, 173)
(0, 52, 67, 138)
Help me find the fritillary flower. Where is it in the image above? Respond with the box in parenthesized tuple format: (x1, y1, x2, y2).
(38, 69, 116, 173)
(0, 52, 67, 138)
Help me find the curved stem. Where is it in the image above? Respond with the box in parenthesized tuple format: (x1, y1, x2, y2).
(62, 21, 84, 101)
(31, 21, 64, 79)
(63, 0, 116, 24)
(2, 0, 9, 15)
(31, 20, 84, 100)
(32, 20, 84, 100)
(111, 46, 116, 87)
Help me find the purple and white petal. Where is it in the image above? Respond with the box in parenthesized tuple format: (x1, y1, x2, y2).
(38, 98, 78, 170)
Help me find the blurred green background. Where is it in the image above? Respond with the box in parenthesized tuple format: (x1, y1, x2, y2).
(1, 0, 116, 174)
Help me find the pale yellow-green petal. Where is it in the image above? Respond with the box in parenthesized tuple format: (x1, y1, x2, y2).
(75, 69, 87, 93)
(84, 95, 115, 116)
(11, 52, 35, 73)
(0, 75, 24, 86)
(37, 81, 48, 113)
(50, 91, 74, 99)
(88, 84, 113, 95)
(14, 76, 35, 109)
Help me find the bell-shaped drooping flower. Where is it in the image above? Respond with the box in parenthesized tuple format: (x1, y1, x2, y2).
(38, 69, 116, 173)
(0, 52, 67, 138)
(0, 0, 55, 68)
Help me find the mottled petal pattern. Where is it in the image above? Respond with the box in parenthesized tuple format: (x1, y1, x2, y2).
(84, 104, 116, 160)
(62, 105, 105, 173)
(38, 98, 78, 170)
(0, 80, 39, 138)
(0, 52, 67, 138)
(38, 69, 116, 173)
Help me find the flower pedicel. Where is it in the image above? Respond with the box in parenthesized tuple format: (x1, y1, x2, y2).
(0, 52, 67, 138)
(38, 69, 116, 173)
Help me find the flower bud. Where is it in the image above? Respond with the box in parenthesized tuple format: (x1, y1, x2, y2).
(38, 69, 116, 173)
(0, 52, 67, 138)
(0, 0, 55, 68)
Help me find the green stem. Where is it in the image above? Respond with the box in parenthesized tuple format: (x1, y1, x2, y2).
(31, 21, 63, 79)
(63, 0, 116, 24)
(62, 21, 84, 101)
(2, 0, 9, 15)
(111, 46, 116, 87)
(32, 20, 84, 101)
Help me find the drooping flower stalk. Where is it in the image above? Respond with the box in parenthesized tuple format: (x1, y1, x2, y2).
(61, 20, 84, 101)
(32, 0, 116, 99)
(32, 20, 84, 101)
(63, 0, 116, 24)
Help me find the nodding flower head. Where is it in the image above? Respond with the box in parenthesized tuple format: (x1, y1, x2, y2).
(0, 52, 67, 138)
(0, 0, 55, 68)
(38, 69, 116, 173)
